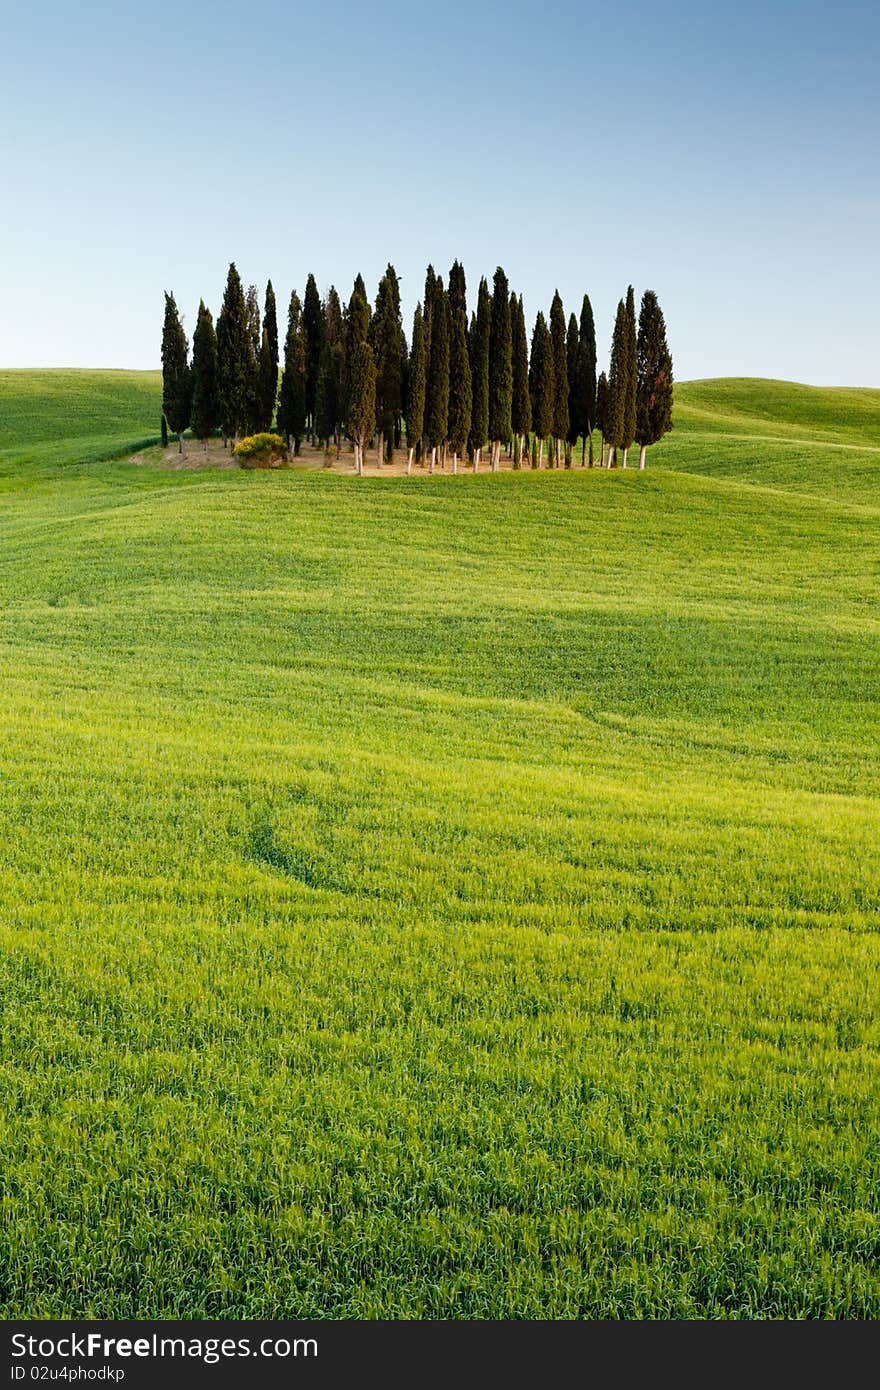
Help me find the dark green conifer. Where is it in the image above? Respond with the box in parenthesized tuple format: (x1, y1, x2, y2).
(277, 290, 307, 454)
(573, 294, 597, 464)
(244, 285, 261, 433)
(565, 311, 579, 467)
(510, 293, 531, 467)
(448, 289, 472, 474)
(257, 280, 279, 431)
(372, 264, 404, 465)
(423, 265, 437, 362)
(216, 263, 251, 442)
(405, 304, 427, 473)
(425, 278, 449, 470)
(595, 371, 609, 466)
(529, 311, 554, 468)
(348, 340, 376, 476)
(468, 278, 490, 469)
(622, 284, 638, 466)
(315, 286, 345, 448)
(161, 291, 191, 455)
(303, 274, 323, 437)
(635, 290, 674, 469)
(190, 299, 219, 452)
(549, 290, 569, 466)
(488, 267, 512, 470)
(606, 300, 628, 464)
(448, 260, 467, 330)
(344, 275, 371, 433)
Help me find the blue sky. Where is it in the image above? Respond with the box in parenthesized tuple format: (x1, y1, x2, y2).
(2, 0, 878, 383)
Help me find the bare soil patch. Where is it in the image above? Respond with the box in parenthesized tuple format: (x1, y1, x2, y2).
(129, 438, 593, 476)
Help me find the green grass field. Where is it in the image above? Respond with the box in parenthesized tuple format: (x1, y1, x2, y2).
(1, 369, 878, 1317)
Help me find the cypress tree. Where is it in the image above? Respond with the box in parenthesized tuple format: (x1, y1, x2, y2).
(161, 291, 191, 455)
(316, 286, 345, 449)
(348, 341, 376, 476)
(425, 277, 449, 471)
(622, 284, 638, 467)
(549, 290, 569, 466)
(468, 278, 490, 470)
(161, 414, 168, 448)
(565, 311, 579, 467)
(448, 290, 472, 475)
(596, 371, 609, 466)
(529, 311, 554, 468)
(257, 280, 279, 431)
(303, 273, 323, 438)
(510, 292, 531, 468)
(216, 263, 250, 443)
(345, 275, 371, 437)
(606, 300, 628, 465)
(635, 290, 674, 469)
(190, 299, 219, 452)
(244, 285, 261, 434)
(277, 290, 307, 454)
(488, 267, 512, 470)
(405, 304, 427, 474)
(372, 264, 404, 465)
(423, 265, 437, 363)
(574, 294, 597, 464)
(448, 260, 467, 330)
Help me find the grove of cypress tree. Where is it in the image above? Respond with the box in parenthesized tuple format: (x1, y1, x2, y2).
(622, 284, 638, 467)
(277, 290, 307, 454)
(468, 278, 490, 469)
(549, 290, 569, 466)
(348, 340, 376, 476)
(565, 311, 579, 467)
(606, 300, 628, 465)
(510, 293, 531, 468)
(635, 290, 674, 469)
(161, 291, 191, 455)
(574, 294, 597, 464)
(257, 280, 279, 431)
(190, 299, 219, 452)
(448, 291, 472, 475)
(425, 278, 449, 471)
(596, 370, 609, 466)
(216, 263, 251, 443)
(405, 303, 426, 474)
(303, 274, 323, 438)
(529, 310, 554, 468)
(488, 267, 512, 470)
(372, 264, 404, 465)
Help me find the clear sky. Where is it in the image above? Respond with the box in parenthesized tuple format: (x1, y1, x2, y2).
(2, 0, 878, 384)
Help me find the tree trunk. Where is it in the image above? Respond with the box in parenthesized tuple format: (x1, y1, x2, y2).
(474, 448, 479, 473)
(407, 447, 414, 475)
(453, 452, 458, 475)
(376, 431, 384, 468)
(588, 430, 594, 467)
(178, 432, 184, 456)
(622, 447, 628, 470)
(639, 444, 647, 471)
(430, 447, 436, 474)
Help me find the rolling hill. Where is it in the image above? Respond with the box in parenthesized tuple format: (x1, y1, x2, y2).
(0, 370, 878, 1317)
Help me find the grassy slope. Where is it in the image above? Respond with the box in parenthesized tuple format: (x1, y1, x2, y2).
(0, 373, 878, 1317)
